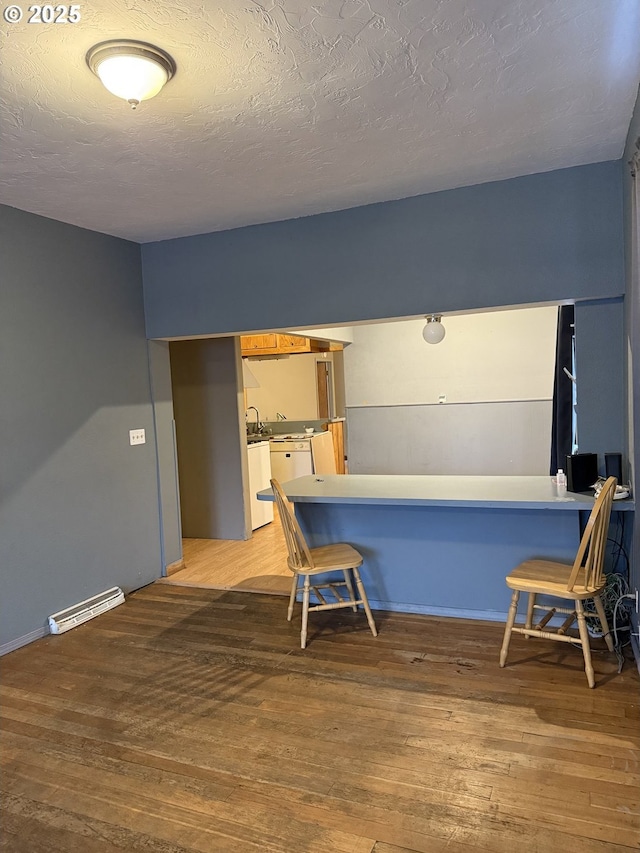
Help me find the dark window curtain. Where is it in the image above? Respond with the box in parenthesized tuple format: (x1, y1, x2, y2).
(550, 305, 575, 475)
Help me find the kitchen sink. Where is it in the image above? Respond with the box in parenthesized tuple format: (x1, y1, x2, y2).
(247, 432, 313, 443)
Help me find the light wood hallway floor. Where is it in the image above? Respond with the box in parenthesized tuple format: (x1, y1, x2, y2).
(2, 583, 639, 852)
(162, 511, 292, 596)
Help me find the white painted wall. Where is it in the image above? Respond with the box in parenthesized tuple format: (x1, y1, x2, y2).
(344, 307, 557, 406)
(343, 307, 558, 475)
(295, 326, 354, 344)
(243, 308, 558, 473)
(245, 352, 335, 421)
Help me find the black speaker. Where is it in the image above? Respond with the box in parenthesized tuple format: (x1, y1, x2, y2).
(605, 452, 622, 483)
(565, 453, 598, 493)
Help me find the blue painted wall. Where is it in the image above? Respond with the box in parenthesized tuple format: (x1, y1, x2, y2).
(0, 206, 163, 649)
(296, 501, 582, 620)
(147, 339, 183, 569)
(142, 161, 624, 339)
(141, 158, 627, 490)
(623, 86, 640, 611)
(170, 337, 249, 540)
(2, 152, 633, 649)
(574, 298, 626, 467)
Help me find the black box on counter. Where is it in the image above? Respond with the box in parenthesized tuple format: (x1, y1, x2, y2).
(565, 453, 598, 493)
(605, 452, 623, 483)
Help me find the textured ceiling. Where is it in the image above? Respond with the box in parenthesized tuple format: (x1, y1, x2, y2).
(1, 0, 639, 243)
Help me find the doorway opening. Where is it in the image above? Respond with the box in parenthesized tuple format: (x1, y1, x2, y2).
(162, 505, 291, 595)
(163, 332, 347, 592)
(316, 359, 334, 420)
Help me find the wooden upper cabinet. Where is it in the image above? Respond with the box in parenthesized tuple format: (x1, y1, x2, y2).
(277, 334, 311, 352)
(240, 333, 342, 357)
(240, 334, 278, 351)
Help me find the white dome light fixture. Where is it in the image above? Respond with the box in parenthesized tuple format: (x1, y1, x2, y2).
(422, 314, 446, 344)
(86, 40, 176, 110)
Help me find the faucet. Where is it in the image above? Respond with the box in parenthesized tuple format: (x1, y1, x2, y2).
(246, 406, 261, 434)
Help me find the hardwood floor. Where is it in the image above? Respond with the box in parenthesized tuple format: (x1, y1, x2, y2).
(162, 512, 292, 595)
(2, 583, 639, 852)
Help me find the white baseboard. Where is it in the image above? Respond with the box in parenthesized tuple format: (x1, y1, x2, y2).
(1, 626, 48, 656)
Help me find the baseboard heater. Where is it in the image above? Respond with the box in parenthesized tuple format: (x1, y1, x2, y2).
(48, 586, 125, 634)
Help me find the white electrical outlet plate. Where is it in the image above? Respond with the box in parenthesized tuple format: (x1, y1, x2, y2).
(438, 394, 446, 404)
(129, 429, 146, 446)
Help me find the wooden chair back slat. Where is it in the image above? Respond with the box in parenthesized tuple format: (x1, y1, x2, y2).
(567, 477, 616, 591)
(501, 476, 618, 687)
(271, 479, 315, 571)
(270, 478, 378, 649)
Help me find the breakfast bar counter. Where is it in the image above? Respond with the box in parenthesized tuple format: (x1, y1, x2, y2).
(259, 475, 633, 621)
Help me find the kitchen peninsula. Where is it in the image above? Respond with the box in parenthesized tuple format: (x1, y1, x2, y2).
(258, 475, 634, 620)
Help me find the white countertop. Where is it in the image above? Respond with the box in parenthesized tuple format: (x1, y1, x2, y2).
(258, 474, 635, 511)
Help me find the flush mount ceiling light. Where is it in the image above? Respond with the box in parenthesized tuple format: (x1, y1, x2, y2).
(86, 40, 176, 110)
(422, 314, 446, 344)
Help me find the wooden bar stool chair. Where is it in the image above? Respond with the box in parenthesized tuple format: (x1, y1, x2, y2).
(499, 476, 617, 687)
(271, 478, 378, 649)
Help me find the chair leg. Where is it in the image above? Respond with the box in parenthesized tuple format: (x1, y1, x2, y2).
(287, 573, 298, 622)
(575, 599, 595, 688)
(352, 567, 378, 637)
(301, 575, 311, 649)
(524, 593, 536, 637)
(592, 594, 615, 652)
(500, 590, 520, 667)
(343, 569, 358, 612)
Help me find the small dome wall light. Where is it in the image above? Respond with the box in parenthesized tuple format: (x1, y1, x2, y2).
(422, 315, 446, 344)
(86, 40, 176, 110)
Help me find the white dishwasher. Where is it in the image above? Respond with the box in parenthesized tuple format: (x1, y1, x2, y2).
(247, 441, 274, 530)
(269, 437, 313, 482)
